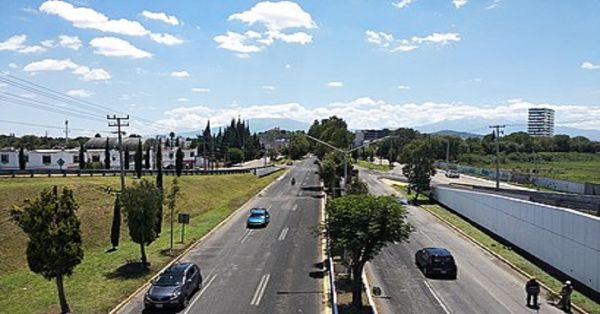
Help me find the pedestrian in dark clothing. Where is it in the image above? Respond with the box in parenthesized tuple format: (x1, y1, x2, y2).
(557, 280, 573, 312)
(525, 277, 541, 308)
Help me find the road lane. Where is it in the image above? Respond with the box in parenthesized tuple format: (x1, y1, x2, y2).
(116, 157, 323, 314)
(360, 169, 564, 314)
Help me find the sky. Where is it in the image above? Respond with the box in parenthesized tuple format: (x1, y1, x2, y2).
(1, 0, 600, 137)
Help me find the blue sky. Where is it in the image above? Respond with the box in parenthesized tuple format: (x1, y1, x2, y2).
(1, 0, 600, 136)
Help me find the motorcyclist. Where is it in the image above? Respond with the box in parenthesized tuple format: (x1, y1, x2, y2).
(291, 177, 296, 185)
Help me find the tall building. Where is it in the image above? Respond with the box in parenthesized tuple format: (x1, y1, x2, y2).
(527, 108, 555, 137)
(353, 129, 391, 147)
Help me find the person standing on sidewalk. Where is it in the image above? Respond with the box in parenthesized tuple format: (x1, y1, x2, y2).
(557, 280, 573, 313)
(525, 277, 541, 308)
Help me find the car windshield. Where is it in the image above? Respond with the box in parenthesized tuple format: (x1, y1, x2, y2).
(154, 274, 184, 287)
(250, 213, 265, 218)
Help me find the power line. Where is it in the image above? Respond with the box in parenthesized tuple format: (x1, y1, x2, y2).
(0, 94, 106, 123)
(0, 118, 102, 132)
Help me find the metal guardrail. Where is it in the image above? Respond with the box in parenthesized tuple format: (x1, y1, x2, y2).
(0, 166, 277, 178)
(327, 237, 339, 314)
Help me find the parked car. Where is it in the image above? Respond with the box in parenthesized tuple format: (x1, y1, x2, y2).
(445, 169, 460, 178)
(144, 262, 202, 310)
(246, 207, 270, 228)
(415, 247, 457, 279)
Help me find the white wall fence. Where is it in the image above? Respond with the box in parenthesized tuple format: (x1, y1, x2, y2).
(431, 186, 600, 293)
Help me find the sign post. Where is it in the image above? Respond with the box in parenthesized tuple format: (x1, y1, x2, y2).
(178, 213, 190, 243)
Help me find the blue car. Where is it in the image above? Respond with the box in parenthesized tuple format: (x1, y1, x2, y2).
(246, 207, 270, 228)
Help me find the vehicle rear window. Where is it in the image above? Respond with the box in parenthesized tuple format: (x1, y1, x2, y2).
(432, 256, 454, 264)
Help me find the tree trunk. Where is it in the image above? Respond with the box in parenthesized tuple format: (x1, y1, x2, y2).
(56, 273, 70, 314)
(351, 263, 364, 309)
(140, 233, 147, 267)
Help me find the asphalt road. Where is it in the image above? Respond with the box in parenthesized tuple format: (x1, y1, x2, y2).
(360, 169, 564, 314)
(117, 157, 324, 314)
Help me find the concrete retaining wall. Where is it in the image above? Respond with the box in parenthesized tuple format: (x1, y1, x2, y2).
(431, 186, 600, 293)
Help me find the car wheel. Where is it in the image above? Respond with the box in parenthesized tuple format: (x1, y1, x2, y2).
(180, 296, 190, 309)
(423, 267, 429, 277)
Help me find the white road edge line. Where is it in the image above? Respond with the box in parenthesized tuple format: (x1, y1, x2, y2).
(250, 274, 271, 306)
(423, 280, 451, 314)
(278, 227, 289, 241)
(184, 274, 218, 314)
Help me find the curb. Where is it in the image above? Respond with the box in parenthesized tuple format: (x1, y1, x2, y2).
(419, 205, 589, 314)
(108, 169, 289, 314)
(320, 184, 332, 314)
(362, 268, 379, 314)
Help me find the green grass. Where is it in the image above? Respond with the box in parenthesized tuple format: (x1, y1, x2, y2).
(469, 154, 600, 184)
(0, 172, 280, 314)
(392, 184, 600, 314)
(355, 160, 391, 172)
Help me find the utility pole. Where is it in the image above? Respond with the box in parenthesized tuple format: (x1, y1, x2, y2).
(108, 115, 129, 193)
(445, 140, 450, 164)
(64, 119, 69, 146)
(489, 125, 505, 190)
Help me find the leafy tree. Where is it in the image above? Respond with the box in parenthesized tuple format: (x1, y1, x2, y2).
(135, 139, 143, 178)
(121, 179, 161, 266)
(287, 133, 310, 159)
(11, 186, 84, 313)
(346, 178, 369, 195)
(124, 147, 130, 170)
(155, 139, 163, 234)
(308, 116, 353, 159)
(110, 194, 121, 249)
(78, 143, 85, 170)
(553, 134, 571, 152)
(175, 137, 180, 147)
(400, 139, 436, 201)
(18, 146, 27, 170)
(321, 195, 413, 309)
(166, 178, 181, 250)
(227, 147, 244, 165)
(144, 147, 151, 169)
(319, 152, 345, 197)
(104, 137, 111, 169)
(267, 148, 279, 161)
(175, 147, 184, 176)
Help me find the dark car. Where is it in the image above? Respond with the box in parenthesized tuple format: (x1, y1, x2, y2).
(144, 262, 202, 310)
(246, 207, 270, 228)
(415, 247, 457, 279)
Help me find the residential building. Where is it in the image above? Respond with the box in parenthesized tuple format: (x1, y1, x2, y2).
(353, 129, 391, 147)
(528, 108, 555, 137)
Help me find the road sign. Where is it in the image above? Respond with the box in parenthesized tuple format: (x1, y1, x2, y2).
(178, 213, 190, 224)
(57, 158, 65, 169)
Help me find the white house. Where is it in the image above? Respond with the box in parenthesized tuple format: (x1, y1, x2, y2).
(0, 147, 80, 170)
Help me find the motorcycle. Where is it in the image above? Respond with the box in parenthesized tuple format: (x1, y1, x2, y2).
(291, 178, 296, 185)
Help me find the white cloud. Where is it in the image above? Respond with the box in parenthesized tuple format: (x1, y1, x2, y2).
(154, 98, 600, 133)
(261, 85, 276, 91)
(393, 0, 413, 9)
(365, 30, 394, 48)
(327, 81, 344, 87)
(66, 89, 93, 97)
(412, 32, 460, 44)
(58, 35, 82, 50)
(170, 71, 190, 78)
(23, 58, 111, 81)
(229, 1, 317, 31)
(0, 34, 46, 54)
(214, 31, 262, 53)
(149, 33, 183, 45)
(8, 62, 17, 68)
(141, 10, 179, 26)
(192, 87, 210, 93)
(39, 1, 182, 46)
(90, 37, 152, 58)
(177, 97, 190, 102)
(366, 30, 460, 53)
(236, 53, 251, 59)
(215, 1, 316, 56)
(452, 0, 468, 8)
(581, 62, 600, 70)
(397, 85, 411, 90)
(41, 39, 54, 47)
(486, 0, 502, 9)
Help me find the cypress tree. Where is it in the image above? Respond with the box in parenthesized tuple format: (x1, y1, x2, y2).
(155, 139, 163, 234)
(144, 147, 151, 169)
(110, 194, 121, 249)
(175, 147, 184, 177)
(104, 137, 111, 169)
(124, 147, 130, 170)
(18, 146, 26, 170)
(135, 139, 143, 178)
(78, 143, 85, 169)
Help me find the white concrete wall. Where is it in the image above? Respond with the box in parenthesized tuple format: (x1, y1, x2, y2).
(432, 186, 600, 293)
(0, 151, 19, 169)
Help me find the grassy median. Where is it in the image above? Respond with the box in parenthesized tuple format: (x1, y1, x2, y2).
(355, 160, 391, 172)
(392, 184, 600, 314)
(0, 173, 280, 314)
